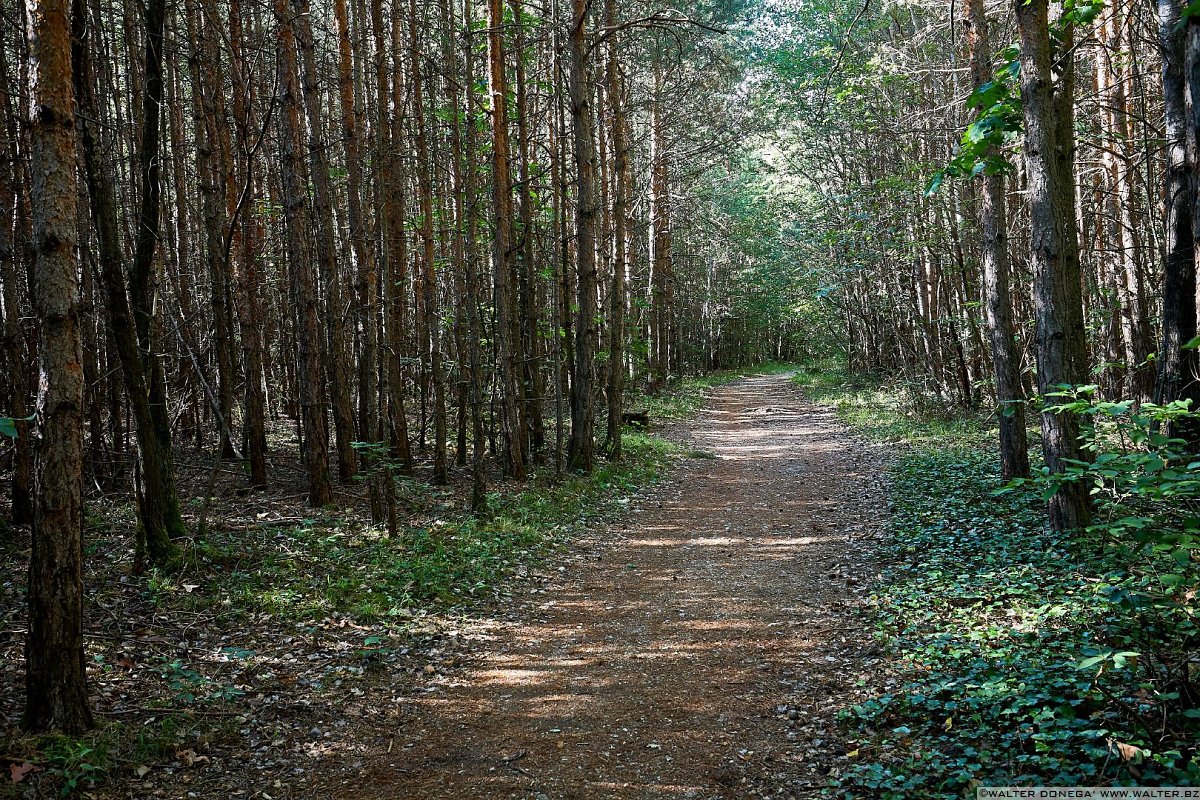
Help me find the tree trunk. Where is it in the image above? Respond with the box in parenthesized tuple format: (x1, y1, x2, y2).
(603, 0, 628, 460)
(510, 0, 544, 462)
(275, 0, 333, 506)
(407, 0, 448, 484)
(487, 0, 526, 479)
(648, 65, 674, 393)
(1157, 0, 1200, 430)
(333, 0, 379, 512)
(0, 31, 33, 522)
(1015, 0, 1091, 531)
(228, 0, 268, 487)
(293, 0, 357, 483)
(72, 0, 182, 565)
(965, 0, 1029, 479)
(23, 0, 93, 733)
(567, 0, 598, 473)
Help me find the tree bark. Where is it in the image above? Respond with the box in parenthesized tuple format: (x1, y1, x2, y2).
(293, 0, 357, 483)
(0, 30, 33, 522)
(510, 0, 545, 462)
(1157, 0, 1200, 430)
(487, 0, 526, 479)
(22, 0, 93, 733)
(333, 0, 380, 512)
(567, 0, 598, 473)
(648, 64, 674, 394)
(275, 0, 333, 506)
(72, 0, 182, 565)
(965, 0, 1029, 479)
(228, 0, 269, 487)
(407, 0, 448, 484)
(1015, 0, 1091, 531)
(603, 0, 629, 460)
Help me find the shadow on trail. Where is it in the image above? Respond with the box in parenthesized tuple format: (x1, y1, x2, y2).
(353, 373, 889, 800)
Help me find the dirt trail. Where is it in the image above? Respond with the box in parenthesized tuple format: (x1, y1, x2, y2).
(359, 372, 888, 799)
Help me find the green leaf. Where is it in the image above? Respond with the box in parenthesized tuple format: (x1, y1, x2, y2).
(0, 417, 16, 439)
(925, 170, 946, 197)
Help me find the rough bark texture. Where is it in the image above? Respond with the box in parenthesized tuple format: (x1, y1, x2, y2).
(510, 0, 545, 462)
(965, 0, 1029, 480)
(648, 67, 674, 394)
(567, 0, 598, 473)
(187, 0, 239, 459)
(334, 0, 378, 499)
(603, 0, 629, 461)
(228, 0, 269, 487)
(72, 0, 182, 566)
(1015, 0, 1091, 532)
(487, 0, 526, 479)
(0, 34, 33, 523)
(1157, 0, 1200, 438)
(23, 0, 93, 733)
(294, 0, 357, 483)
(408, 0, 448, 484)
(275, 0, 333, 507)
(458, 0, 488, 510)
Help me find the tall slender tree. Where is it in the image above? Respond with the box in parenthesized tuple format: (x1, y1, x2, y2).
(275, 0, 333, 506)
(487, 0, 527, 479)
(23, 0, 93, 733)
(1015, 0, 1091, 531)
(567, 0, 599, 472)
(965, 0, 1029, 480)
(72, 0, 182, 565)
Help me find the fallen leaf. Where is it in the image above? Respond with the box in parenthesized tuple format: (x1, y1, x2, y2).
(10, 762, 38, 783)
(182, 584, 200, 593)
(135, 765, 151, 778)
(175, 749, 210, 767)
(1112, 740, 1142, 762)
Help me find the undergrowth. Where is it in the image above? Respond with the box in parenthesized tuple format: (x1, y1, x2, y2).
(792, 367, 1200, 797)
(2, 430, 680, 797)
(166, 431, 680, 623)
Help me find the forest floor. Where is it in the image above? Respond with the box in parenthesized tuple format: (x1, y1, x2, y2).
(344, 373, 890, 799)
(1, 371, 891, 799)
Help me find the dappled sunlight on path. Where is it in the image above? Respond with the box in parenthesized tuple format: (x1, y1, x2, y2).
(352, 372, 889, 799)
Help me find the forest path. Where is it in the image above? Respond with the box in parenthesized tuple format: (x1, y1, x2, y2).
(358, 372, 888, 799)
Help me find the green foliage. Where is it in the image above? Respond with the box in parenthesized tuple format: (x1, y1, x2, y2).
(927, 53, 1021, 195)
(791, 363, 994, 449)
(0, 414, 33, 439)
(42, 735, 109, 796)
(796, 366, 1200, 796)
(837, 449, 1199, 795)
(156, 657, 245, 705)
(180, 433, 679, 624)
(1010, 388, 1200, 723)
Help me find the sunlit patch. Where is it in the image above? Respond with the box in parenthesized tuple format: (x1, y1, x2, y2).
(474, 667, 552, 686)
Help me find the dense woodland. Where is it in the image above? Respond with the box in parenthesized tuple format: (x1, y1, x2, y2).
(2, 0, 1200, 789)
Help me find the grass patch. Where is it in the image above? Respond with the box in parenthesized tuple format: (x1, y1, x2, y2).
(790, 362, 1200, 796)
(791, 360, 995, 450)
(167, 431, 680, 626)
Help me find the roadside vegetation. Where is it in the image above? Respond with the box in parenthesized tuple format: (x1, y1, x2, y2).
(792, 365, 1200, 796)
(0, 428, 682, 797)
